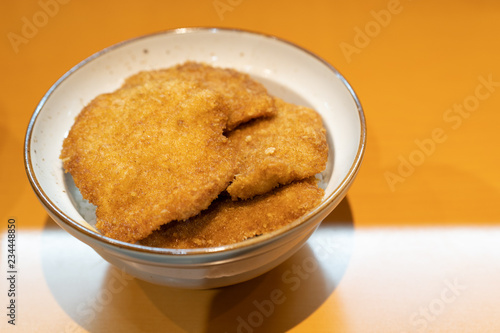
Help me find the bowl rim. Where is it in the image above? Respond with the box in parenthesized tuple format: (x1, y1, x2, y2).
(24, 26, 366, 256)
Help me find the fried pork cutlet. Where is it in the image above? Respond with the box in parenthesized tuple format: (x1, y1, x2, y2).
(123, 61, 276, 130)
(226, 97, 328, 200)
(61, 79, 236, 243)
(139, 177, 324, 249)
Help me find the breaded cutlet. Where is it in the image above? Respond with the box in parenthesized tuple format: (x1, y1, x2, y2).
(123, 61, 276, 130)
(61, 79, 236, 242)
(139, 177, 324, 249)
(226, 97, 328, 200)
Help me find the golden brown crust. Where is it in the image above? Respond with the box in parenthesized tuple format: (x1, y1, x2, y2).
(123, 61, 276, 130)
(61, 63, 328, 245)
(226, 97, 328, 200)
(61, 79, 236, 242)
(138, 178, 324, 249)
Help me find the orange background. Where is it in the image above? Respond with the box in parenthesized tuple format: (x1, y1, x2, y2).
(1, 0, 500, 332)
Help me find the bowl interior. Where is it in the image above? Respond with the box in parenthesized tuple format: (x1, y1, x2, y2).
(26, 28, 365, 250)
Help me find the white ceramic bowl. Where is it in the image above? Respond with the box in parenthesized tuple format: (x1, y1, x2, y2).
(24, 28, 366, 289)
